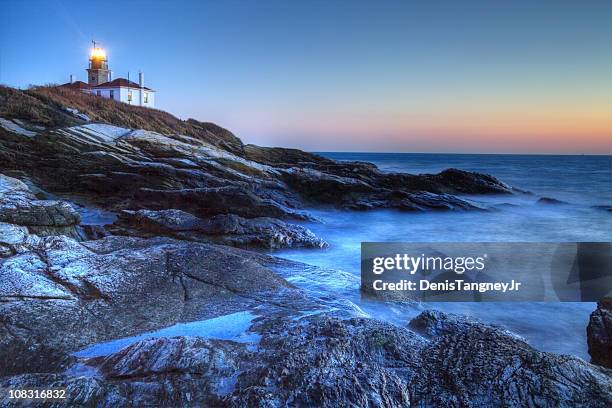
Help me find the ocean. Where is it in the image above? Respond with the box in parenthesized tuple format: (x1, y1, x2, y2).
(272, 153, 612, 359)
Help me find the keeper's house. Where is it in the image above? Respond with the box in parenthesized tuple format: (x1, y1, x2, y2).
(60, 42, 155, 108)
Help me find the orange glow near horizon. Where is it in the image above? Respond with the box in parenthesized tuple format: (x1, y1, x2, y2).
(234, 104, 612, 154)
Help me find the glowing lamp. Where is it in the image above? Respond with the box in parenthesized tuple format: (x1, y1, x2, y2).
(91, 47, 106, 59)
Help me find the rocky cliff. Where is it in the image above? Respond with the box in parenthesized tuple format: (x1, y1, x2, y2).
(0, 85, 609, 407)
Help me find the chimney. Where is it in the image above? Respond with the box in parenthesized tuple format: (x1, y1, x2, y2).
(108, 71, 112, 82)
(139, 71, 145, 106)
(69, 74, 74, 83)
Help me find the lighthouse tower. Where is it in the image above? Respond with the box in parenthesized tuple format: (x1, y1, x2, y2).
(61, 41, 156, 108)
(86, 41, 110, 86)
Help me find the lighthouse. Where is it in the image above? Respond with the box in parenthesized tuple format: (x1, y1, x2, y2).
(86, 41, 110, 86)
(61, 41, 156, 108)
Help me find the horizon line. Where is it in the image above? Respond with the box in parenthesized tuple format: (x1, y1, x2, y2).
(308, 150, 612, 157)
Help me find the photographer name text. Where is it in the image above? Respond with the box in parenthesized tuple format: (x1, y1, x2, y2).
(372, 279, 521, 293)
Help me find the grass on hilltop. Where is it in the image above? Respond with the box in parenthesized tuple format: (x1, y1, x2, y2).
(0, 85, 243, 153)
(0, 84, 329, 165)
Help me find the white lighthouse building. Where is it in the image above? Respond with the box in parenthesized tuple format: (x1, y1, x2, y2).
(61, 42, 155, 108)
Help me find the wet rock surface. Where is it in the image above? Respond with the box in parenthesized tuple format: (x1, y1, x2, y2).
(408, 311, 612, 408)
(1, 312, 610, 407)
(110, 209, 327, 249)
(0, 228, 316, 376)
(588, 298, 612, 369)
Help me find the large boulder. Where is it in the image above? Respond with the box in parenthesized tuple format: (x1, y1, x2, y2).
(588, 298, 612, 368)
(409, 310, 612, 407)
(431, 168, 513, 194)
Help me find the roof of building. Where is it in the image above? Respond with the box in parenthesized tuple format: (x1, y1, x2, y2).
(94, 78, 154, 91)
(59, 78, 154, 91)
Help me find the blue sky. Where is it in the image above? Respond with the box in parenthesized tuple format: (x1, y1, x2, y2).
(1, 0, 611, 153)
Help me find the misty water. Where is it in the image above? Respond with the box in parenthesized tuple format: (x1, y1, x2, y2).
(272, 153, 612, 359)
(70, 153, 610, 360)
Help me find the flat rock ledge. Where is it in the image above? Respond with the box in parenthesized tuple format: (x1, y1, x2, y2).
(108, 209, 328, 249)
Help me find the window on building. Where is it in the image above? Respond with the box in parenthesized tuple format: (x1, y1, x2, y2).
(144, 92, 149, 103)
(110, 90, 114, 100)
(127, 90, 132, 102)
(96, 90, 101, 96)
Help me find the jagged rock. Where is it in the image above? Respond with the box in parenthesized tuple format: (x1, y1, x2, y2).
(431, 168, 513, 194)
(588, 298, 612, 368)
(0, 173, 80, 238)
(0, 233, 317, 376)
(201, 213, 325, 249)
(538, 197, 568, 205)
(408, 309, 493, 337)
(2, 312, 610, 407)
(279, 167, 496, 211)
(225, 315, 423, 407)
(0, 117, 37, 137)
(408, 311, 612, 407)
(116, 208, 207, 232)
(64, 106, 90, 122)
(77, 224, 109, 240)
(1, 86, 514, 223)
(280, 167, 378, 201)
(244, 144, 335, 167)
(405, 191, 482, 210)
(134, 186, 312, 220)
(0, 222, 29, 247)
(110, 209, 327, 249)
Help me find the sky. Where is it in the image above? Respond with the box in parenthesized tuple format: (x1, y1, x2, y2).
(1, 0, 611, 154)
